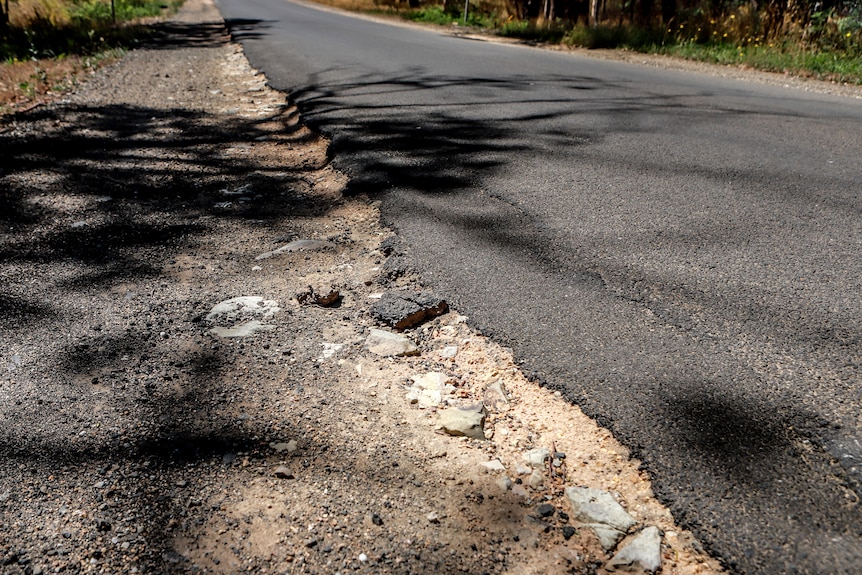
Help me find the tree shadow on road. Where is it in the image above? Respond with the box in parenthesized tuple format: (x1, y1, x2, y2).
(257, 64, 862, 574)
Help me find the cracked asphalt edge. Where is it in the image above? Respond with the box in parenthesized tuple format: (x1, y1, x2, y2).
(0, 0, 727, 573)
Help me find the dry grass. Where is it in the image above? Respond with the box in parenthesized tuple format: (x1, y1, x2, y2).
(8, 0, 73, 28)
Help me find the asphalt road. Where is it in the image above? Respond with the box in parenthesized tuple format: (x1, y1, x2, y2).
(213, 0, 862, 572)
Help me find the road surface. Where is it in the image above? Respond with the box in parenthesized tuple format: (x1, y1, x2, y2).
(213, 0, 862, 572)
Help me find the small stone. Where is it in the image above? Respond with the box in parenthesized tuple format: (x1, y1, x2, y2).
(439, 404, 487, 440)
(511, 484, 530, 499)
(205, 296, 280, 322)
(406, 372, 452, 408)
(564, 487, 637, 533)
(606, 526, 662, 573)
(496, 476, 513, 491)
(527, 470, 545, 489)
(296, 286, 342, 307)
(318, 342, 344, 361)
(369, 291, 448, 330)
(479, 459, 506, 472)
(562, 526, 577, 540)
(427, 512, 440, 524)
(365, 329, 419, 357)
(305, 538, 318, 548)
(273, 466, 295, 479)
(523, 447, 550, 468)
(440, 345, 458, 358)
(536, 503, 555, 517)
(371, 513, 383, 526)
(585, 523, 627, 551)
(483, 381, 510, 412)
(515, 464, 532, 476)
(175, 480, 188, 488)
(359, 553, 369, 563)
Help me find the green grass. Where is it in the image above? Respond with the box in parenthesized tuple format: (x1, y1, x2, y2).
(1, 0, 182, 62)
(71, 0, 180, 24)
(655, 42, 862, 84)
(491, 16, 862, 84)
(403, 5, 496, 28)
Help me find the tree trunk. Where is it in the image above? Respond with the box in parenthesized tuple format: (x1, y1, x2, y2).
(1, 0, 9, 31)
(660, 0, 675, 25)
(589, 0, 599, 26)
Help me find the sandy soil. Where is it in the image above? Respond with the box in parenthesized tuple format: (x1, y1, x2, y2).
(0, 1, 727, 573)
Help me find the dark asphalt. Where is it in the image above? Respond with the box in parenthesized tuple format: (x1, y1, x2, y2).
(213, 0, 862, 572)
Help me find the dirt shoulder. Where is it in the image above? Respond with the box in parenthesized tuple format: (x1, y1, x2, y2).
(0, 0, 724, 573)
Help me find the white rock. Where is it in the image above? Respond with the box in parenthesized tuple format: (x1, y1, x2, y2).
(438, 405, 487, 440)
(406, 372, 453, 408)
(483, 380, 510, 411)
(479, 459, 506, 472)
(565, 486, 637, 533)
(318, 343, 344, 361)
(206, 296, 280, 322)
(584, 523, 627, 551)
(523, 447, 550, 468)
(365, 329, 419, 357)
(527, 470, 545, 489)
(606, 526, 662, 573)
(439, 345, 459, 358)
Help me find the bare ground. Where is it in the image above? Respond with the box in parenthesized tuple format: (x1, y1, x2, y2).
(0, 1, 726, 574)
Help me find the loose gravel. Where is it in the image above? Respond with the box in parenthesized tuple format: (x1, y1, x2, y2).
(1, 1, 726, 573)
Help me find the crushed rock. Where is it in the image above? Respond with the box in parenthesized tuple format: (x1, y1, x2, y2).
(0, 0, 726, 574)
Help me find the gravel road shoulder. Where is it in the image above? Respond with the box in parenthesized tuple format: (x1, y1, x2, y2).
(1, 0, 725, 573)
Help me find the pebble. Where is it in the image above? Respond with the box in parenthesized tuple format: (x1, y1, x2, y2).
(536, 503, 555, 517)
(527, 470, 545, 489)
(523, 447, 550, 468)
(364, 329, 419, 357)
(270, 440, 297, 453)
(496, 476, 513, 491)
(585, 523, 627, 551)
(564, 486, 637, 533)
(406, 372, 452, 408)
(606, 526, 662, 573)
(273, 466, 295, 479)
(438, 404, 487, 440)
(511, 484, 530, 499)
(426, 512, 440, 524)
(205, 296, 280, 322)
(479, 459, 506, 472)
(358, 553, 369, 563)
(483, 381, 510, 412)
(439, 345, 459, 358)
